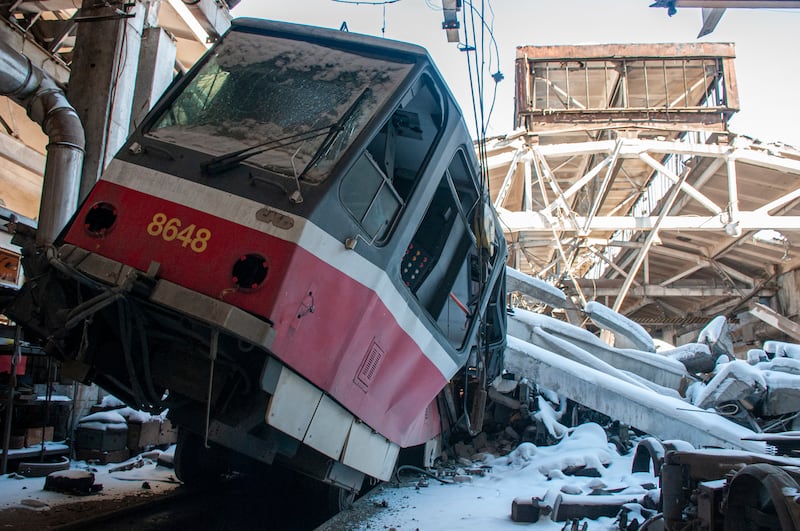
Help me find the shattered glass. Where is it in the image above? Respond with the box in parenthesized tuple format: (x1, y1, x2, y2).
(148, 31, 413, 182)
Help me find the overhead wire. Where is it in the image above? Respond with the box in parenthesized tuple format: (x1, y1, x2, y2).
(458, 0, 506, 436)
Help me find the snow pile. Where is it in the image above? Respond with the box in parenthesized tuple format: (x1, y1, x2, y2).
(492, 423, 613, 476)
(76, 411, 127, 432)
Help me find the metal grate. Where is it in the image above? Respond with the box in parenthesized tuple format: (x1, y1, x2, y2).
(354, 340, 384, 391)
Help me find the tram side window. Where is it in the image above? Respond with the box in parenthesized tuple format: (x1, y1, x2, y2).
(341, 74, 443, 242)
(340, 153, 401, 241)
(402, 150, 481, 348)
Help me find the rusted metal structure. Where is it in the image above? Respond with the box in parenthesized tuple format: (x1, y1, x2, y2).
(488, 42, 800, 345)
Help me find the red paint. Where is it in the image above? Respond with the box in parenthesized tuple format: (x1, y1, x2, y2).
(65, 181, 444, 446)
(0, 355, 25, 375)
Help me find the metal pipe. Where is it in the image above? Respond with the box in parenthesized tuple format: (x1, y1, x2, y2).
(0, 38, 85, 246)
(1, 326, 22, 475)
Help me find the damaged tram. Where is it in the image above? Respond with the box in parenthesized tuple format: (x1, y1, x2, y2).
(6, 18, 507, 495)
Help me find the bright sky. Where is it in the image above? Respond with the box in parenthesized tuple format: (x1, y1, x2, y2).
(231, 1, 800, 148)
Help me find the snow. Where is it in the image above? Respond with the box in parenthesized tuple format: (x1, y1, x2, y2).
(75, 410, 128, 432)
(584, 301, 654, 353)
(698, 316, 734, 357)
(77, 411, 127, 425)
(757, 357, 800, 375)
(505, 267, 567, 309)
(503, 335, 764, 452)
(763, 340, 800, 359)
(691, 360, 767, 408)
(698, 315, 727, 343)
(99, 395, 126, 409)
(357, 424, 653, 530)
(0, 448, 178, 512)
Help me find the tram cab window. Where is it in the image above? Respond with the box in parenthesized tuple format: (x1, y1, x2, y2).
(341, 74, 443, 242)
(402, 151, 482, 348)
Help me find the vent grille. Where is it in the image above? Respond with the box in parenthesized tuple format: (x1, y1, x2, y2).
(355, 340, 384, 391)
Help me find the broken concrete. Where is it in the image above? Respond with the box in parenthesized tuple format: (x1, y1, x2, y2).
(503, 336, 764, 452)
(508, 308, 690, 390)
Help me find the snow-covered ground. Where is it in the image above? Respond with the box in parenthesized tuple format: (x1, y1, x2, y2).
(357, 424, 656, 530)
(0, 447, 178, 513)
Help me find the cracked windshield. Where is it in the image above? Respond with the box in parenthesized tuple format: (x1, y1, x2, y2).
(148, 30, 413, 182)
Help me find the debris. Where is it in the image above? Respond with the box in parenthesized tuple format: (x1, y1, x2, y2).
(43, 469, 102, 495)
(698, 316, 734, 359)
(511, 496, 543, 523)
(693, 360, 766, 410)
(663, 343, 715, 374)
(109, 458, 145, 473)
(552, 493, 645, 522)
(584, 301, 654, 352)
(506, 266, 568, 309)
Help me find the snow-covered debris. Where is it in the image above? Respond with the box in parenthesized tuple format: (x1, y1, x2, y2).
(99, 394, 126, 409)
(693, 360, 766, 410)
(503, 336, 764, 452)
(505, 267, 567, 308)
(528, 325, 653, 391)
(492, 423, 613, 476)
(662, 342, 715, 374)
(76, 411, 128, 432)
(698, 316, 734, 358)
(355, 423, 655, 531)
(756, 357, 800, 375)
(508, 308, 689, 390)
(761, 371, 800, 416)
(747, 348, 768, 364)
(584, 301, 654, 353)
(763, 340, 800, 359)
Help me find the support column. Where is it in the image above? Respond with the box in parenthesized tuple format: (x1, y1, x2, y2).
(67, 0, 145, 201)
(131, 26, 177, 131)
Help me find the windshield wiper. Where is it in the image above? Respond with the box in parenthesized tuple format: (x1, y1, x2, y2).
(202, 88, 372, 177)
(298, 88, 371, 181)
(201, 126, 332, 175)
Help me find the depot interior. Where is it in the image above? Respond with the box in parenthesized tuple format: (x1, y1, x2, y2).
(1, 1, 800, 470)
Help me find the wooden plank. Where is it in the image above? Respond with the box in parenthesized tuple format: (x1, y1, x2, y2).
(748, 302, 800, 342)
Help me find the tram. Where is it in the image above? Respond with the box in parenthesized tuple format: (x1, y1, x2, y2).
(7, 18, 507, 496)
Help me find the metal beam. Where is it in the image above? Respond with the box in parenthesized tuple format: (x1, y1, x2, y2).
(492, 147, 523, 209)
(613, 161, 691, 312)
(499, 211, 800, 233)
(0, 18, 69, 84)
(638, 152, 721, 215)
(577, 285, 737, 297)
